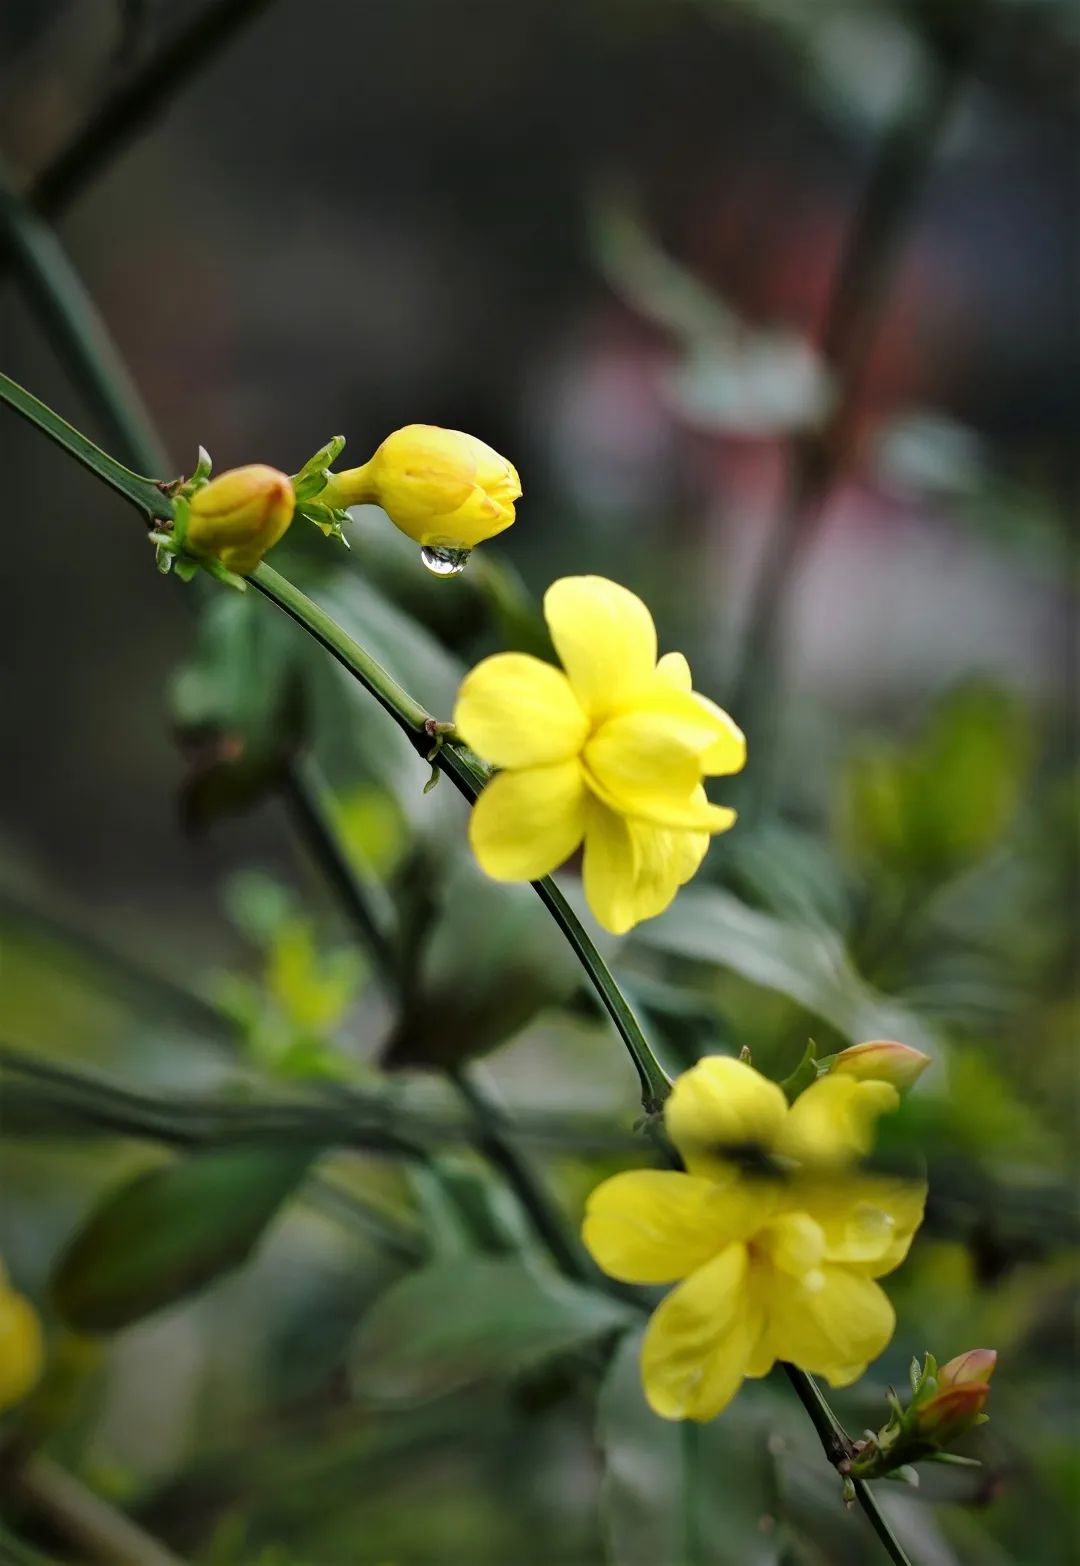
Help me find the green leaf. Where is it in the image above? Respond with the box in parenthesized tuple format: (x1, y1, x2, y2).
(838, 682, 1031, 887)
(52, 1145, 318, 1331)
(350, 1256, 632, 1406)
(630, 887, 932, 1050)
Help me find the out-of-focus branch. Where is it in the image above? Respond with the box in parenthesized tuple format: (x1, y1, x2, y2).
(8, 1455, 185, 1566)
(730, 23, 978, 803)
(25, 0, 280, 217)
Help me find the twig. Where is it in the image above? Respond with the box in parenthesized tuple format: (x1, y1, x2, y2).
(10, 1455, 185, 1566)
(26, 0, 280, 217)
(730, 26, 975, 803)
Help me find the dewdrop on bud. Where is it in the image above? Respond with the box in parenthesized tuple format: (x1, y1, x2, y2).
(186, 464, 296, 575)
(830, 1039, 931, 1092)
(319, 425, 520, 574)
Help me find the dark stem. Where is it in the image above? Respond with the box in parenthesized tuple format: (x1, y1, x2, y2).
(448, 1065, 594, 1283)
(783, 1365, 914, 1566)
(26, 0, 281, 218)
(730, 30, 973, 804)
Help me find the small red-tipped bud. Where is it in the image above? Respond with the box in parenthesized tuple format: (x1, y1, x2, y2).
(186, 464, 295, 574)
(830, 1039, 931, 1091)
(915, 1383, 989, 1444)
(938, 1348, 997, 1388)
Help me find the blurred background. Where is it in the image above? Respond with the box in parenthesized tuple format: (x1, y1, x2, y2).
(0, 1, 1077, 1563)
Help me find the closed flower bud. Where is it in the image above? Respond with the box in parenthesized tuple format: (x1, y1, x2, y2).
(938, 1348, 996, 1388)
(914, 1382, 989, 1444)
(0, 1271, 44, 1412)
(830, 1039, 931, 1091)
(186, 464, 295, 574)
(320, 425, 520, 561)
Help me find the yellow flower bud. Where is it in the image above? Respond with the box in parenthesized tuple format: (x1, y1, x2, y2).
(321, 425, 520, 563)
(186, 464, 296, 575)
(0, 1270, 44, 1413)
(830, 1039, 931, 1092)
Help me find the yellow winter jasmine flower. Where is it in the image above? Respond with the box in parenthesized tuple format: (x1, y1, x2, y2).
(0, 1259, 43, 1413)
(582, 1056, 925, 1421)
(320, 425, 520, 554)
(454, 576, 745, 933)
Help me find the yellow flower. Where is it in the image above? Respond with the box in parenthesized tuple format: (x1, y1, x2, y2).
(454, 576, 745, 933)
(186, 464, 296, 574)
(582, 1056, 925, 1421)
(0, 1261, 43, 1413)
(830, 1039, 931, 1091)
(320, 425, 520, 554)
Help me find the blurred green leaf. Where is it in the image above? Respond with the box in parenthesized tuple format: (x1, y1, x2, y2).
(52, 1146, 318, 1331)
(838, 684, 1031, 888)
(382, 854, 580, 1071)
(630, 886, 932, 1050)
(350, 1256, 632, 1406)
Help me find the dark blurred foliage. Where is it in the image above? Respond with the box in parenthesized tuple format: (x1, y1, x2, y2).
(0, 1, 1077, 1563)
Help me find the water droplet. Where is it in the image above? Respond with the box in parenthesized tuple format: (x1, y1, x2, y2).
(420, 543, 471, 577)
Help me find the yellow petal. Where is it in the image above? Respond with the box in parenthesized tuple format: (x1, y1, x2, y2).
(468, 761, 586, 881)
(655, 651, 692, 691)
(582, 800, 638, 934)
(795, 1176, 927, 1278)
(626, 818, 711, 923)
(694, 697, 747, 776)
(665, 1056, 789, 1177)
(641, 1243, 763, 1421)
(454, 654, 588, 768)
(758, 1212, 827, 1279)
(581, 803, 712, 934)
(584, 711, 735, 831)
(582, 1170, 732, 1284)
(763, 1263, 896, 1386)
(544, 577, 657, 721)
(777, 1075, 899, 1167)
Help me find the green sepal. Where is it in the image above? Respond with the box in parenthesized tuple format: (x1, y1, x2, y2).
(297, 499, 351, 545)
(292, 435, 346, 489)
(174, 557, 199, 583)
(199, 554, 248, 592)
(779, 1038, 819, 1102)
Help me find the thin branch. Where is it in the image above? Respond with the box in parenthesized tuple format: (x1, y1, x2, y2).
(730, 27, 975, 802)
(26, 0, 281, 218)
(10, 1455, 185, 1566)
(0, 159, 168, 470)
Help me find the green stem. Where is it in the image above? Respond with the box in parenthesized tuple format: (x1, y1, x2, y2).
(0, 372, 163, 516)
(0, 164, 168, 471)
(783, 1365, 914, 1566)
(252, 562, 669, 1111)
